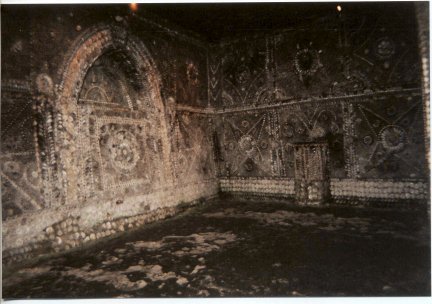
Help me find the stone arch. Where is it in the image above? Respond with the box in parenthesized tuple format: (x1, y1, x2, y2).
(54, 24, 172, 205)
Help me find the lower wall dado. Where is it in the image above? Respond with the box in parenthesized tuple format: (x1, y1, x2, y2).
(220, 178, 295, 198)
(220, 178, 429, 202)
(2, 179, 218, 266)
(330, 179, 428, 201)
(4, 175, 428, 266)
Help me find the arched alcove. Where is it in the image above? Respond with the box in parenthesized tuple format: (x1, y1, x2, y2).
(78, 50, 144, 110)
(54, 25, 173, 205)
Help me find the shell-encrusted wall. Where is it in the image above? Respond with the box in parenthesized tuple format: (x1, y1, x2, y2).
(1, 6, 218, 266)
(1, 4, 430, 268)
(211, 3, 429, 205)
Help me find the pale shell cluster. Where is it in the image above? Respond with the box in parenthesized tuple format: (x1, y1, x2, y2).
(220, 178, 295, 195)
(4, 205, 181, 265)
(331, 179, 428, 200)
(221, 177, 428, 202)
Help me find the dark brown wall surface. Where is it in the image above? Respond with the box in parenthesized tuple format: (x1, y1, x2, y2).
(210, 3, 428, 187)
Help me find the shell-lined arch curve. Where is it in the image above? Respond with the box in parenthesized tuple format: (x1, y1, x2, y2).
(54, 24, 172, 205)
(56, 24, 164, 110)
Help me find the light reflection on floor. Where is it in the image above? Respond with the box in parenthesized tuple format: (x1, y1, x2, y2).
(3, 198, 431, 298)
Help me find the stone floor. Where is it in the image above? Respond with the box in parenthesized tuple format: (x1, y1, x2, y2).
(3, 198, 431, 298)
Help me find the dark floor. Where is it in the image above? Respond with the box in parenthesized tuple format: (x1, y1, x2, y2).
(3, 198, 431, 298)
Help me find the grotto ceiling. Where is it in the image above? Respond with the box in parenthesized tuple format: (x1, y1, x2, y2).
(139, 2, 413, 43)
(4, 3, 413, 43)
